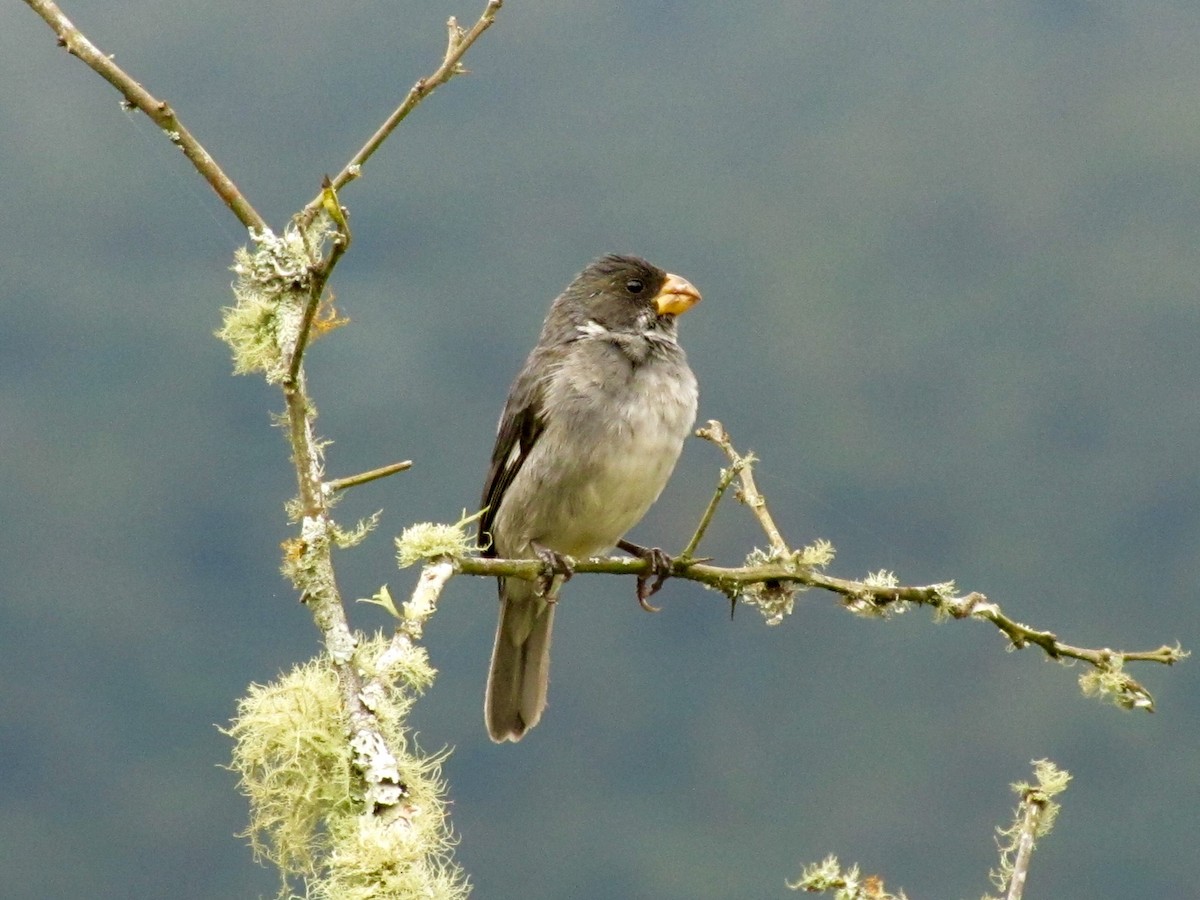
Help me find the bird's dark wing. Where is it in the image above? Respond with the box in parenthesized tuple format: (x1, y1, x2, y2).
(480, 361, 549, 557)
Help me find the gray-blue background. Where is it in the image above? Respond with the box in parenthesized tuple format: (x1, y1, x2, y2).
(3, 2, 1197, 897)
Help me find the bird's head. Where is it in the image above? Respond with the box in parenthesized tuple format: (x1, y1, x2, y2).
(558, 254, 701, 336)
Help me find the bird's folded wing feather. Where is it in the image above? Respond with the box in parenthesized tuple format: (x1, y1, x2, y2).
(479, 356, 552, 557)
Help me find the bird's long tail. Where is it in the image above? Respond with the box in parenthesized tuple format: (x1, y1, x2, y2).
(485, 577, 556, 742)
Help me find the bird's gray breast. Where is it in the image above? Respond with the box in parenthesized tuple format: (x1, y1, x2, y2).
(493, 333, 698, 559)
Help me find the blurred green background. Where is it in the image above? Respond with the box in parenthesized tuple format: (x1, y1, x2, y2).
(3, 2, 1198, 897)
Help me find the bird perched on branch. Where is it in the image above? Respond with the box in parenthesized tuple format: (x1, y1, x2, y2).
(480, 254, 701, 742)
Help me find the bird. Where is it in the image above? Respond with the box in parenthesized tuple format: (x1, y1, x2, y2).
(480, 254, 701, 742)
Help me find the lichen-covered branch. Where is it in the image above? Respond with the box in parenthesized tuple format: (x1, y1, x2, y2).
(399, 419, 1185, 713)
(786, 760, 1071, 900)
(25, 1, 491, 892)
(448, 553, 1182, 708)
(989, 760, 1072, 900)
(269, 291, 412, 824)
(211, 0, 504, 877)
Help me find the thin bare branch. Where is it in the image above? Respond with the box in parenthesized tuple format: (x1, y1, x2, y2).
(23, 0, 268, 233)
(677, 446, 743, 561)
(327, 460, 414, 494)
(308, 0, 504, 213)
(697, 420, 789, 555)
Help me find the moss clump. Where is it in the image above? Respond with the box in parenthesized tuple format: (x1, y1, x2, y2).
(225, 635, 466, 899)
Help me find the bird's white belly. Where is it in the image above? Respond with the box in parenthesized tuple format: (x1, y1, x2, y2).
(543, 424, 682, 556)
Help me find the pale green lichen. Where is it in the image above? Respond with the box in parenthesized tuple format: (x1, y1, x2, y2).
(863, 569, 899, 590)
(395, 511, 482, 568)
(332, 511, 382, 549)
(985, 760, 1071, 899)
(224, 655, 358, 880)
(216, 217, 334, 382)
(798, 537, 836, 568)
(1079, 658, 1155, 711)
(739, 539, 835, 626)
(787, 854, 907, 899)
(742, 578, 798, 627)
(310, 812, 467, 900)
(224, 635, 463, 900)
(931, 579, 957, 598)
(280, 516, 335, 605)
(358, 628, 437, 700)
(927, 581, 962, 621)
(844, 569, 910, 619)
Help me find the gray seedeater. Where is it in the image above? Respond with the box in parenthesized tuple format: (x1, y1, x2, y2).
(480, 254, 701, 742)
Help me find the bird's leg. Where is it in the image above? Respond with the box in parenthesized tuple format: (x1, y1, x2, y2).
(617, 539, 673, 612)
(532, 542, 574, 601)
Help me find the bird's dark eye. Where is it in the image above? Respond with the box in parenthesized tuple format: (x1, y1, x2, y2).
(625, 278, 645, 295)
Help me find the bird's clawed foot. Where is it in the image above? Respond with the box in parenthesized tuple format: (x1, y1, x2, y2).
(532, 543, 574, 600)
(617, 539, 674, 612)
